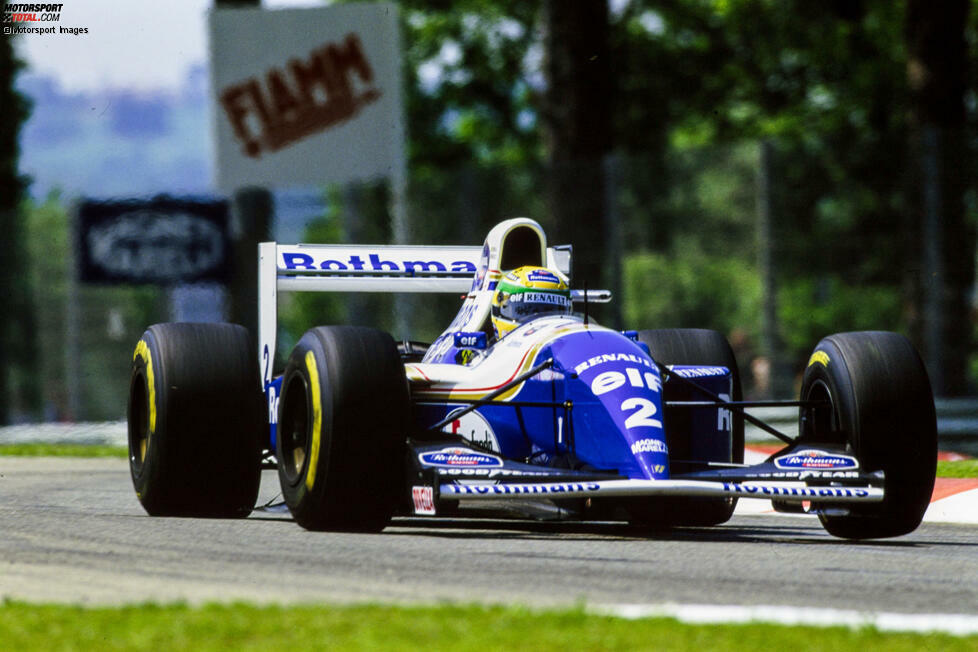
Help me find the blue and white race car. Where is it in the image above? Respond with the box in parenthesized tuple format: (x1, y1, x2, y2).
(127, 218, 937, 539)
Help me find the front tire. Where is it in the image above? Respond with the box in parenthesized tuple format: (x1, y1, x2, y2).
(801, 331, 937, 539)
(632, 328, 745, 526)
(128, 323, 263, 518)
(277, 326, 409, 532)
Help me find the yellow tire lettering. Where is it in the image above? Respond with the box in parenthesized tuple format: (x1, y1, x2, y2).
(133, 340, 157, 434)
(808, 351, 830, 368)
(305, 350, 323, 491)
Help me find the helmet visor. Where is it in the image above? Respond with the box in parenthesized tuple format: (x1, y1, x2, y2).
(497, 291, 572, 323)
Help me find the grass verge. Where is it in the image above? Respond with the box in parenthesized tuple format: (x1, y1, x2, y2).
(0, 443, 127, 458)
(936, 459, 978, 479)
(0, 602, 975, 650)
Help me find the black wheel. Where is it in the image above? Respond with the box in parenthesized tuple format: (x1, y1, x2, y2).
(128, 323, 263, 518)
(800, 331, 936, 539)
(277, 326, 409, 532)
(630, 328, 744, 527)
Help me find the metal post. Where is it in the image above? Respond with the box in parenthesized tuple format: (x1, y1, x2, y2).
(603, 154, 623, 330)
(343, 182, 367, 325)
(66, 205, 82, 421)
(216, 2, 273, 344)
(229, 187, 273, 339)
(922, 125, 945, 394)
(757, 140, 790, 398)
(389, 29, 411, 338)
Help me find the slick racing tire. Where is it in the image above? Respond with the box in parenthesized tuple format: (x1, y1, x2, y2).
(801, 331, 937, 539)
(277, 326, 409, 532)
(128, 323, 263, 518)
(631, 328, 745, 527)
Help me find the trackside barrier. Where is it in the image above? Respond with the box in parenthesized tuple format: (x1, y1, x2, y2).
(747, 400, 978, 456)
(3, 400, 977, 449)
(0, 421, 128, 446)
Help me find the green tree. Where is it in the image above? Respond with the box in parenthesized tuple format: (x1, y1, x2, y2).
(399, 0, 547, 252)
(0, 33, 38, 423)
(401, 0, 544, 172)
(609, 1, 978, 383)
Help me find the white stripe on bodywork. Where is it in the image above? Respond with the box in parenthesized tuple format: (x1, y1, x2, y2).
(410, 317, 593, 400)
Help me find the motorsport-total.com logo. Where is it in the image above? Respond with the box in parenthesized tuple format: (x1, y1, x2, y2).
(3, 2, 88, 35)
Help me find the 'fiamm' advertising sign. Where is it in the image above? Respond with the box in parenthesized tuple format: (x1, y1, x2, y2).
(209, 3, 405, 192)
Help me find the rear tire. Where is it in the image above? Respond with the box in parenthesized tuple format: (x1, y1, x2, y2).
(801, 331, 937, 539)
(128, 323, 263, 518)
(631, 328, 744, 526)
(277, 326, 409, 532)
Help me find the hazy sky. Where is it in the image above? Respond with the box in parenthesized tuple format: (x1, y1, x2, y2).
(15, 0, 325, 92)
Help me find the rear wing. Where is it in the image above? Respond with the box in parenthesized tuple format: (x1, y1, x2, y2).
(257, 242, 574, 385)
(262, 243, 483, 294)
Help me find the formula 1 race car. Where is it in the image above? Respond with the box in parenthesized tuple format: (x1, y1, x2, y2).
(127, 218, 938, 539)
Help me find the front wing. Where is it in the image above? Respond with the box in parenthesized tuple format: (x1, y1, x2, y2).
(441, 479, 883, 502)
(407, 441, 884, 518)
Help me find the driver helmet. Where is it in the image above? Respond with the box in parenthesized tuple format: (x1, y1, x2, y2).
(491, 266, 572, 339)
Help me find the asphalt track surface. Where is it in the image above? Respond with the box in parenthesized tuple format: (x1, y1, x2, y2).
(1, 458, 977, 616)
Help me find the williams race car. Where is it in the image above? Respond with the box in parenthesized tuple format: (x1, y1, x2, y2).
(127, 218, 937, 539)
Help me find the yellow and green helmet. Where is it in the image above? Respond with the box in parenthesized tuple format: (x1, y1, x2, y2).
(490, 266, 572, 338)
